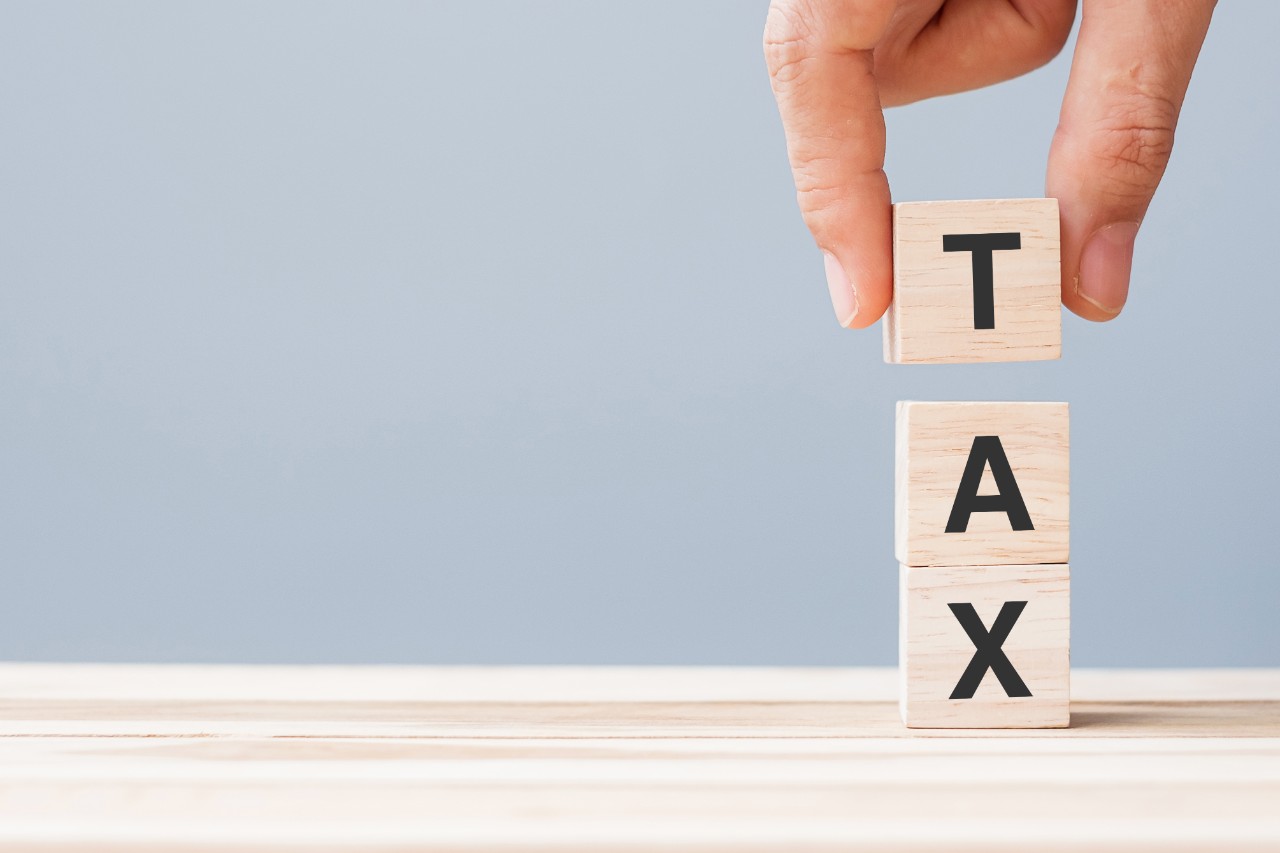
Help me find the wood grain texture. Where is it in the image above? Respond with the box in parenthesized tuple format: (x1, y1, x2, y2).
(896, 400, 1069, 567)
(0, 664, 1278, 851)
(900, 563, 1070, 728)
(884, 198, 1061, 364)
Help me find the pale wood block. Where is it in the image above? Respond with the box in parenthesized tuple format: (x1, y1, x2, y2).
(884, 198, 1061, 364)
(900, 562, 1070, 729)
(896, 400, 1068, 567)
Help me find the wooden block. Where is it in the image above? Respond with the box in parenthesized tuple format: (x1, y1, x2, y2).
(896, 400, 1068, 567)
(884, 198, 1061, 364)
(900, 562, 1070, 728)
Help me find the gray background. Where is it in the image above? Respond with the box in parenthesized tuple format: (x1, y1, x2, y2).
(1, 2, 1275, 666)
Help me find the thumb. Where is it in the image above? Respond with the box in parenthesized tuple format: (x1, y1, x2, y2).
(1047, 0, 1215, 320)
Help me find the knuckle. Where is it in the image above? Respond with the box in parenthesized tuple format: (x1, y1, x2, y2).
(1091, 98, 1178, 192)
(790, 161, 868, 230)
(1028, 18, 1074, 68)
(991, 3, 1076, 79)
(796, 181, 845, 225)
(1025, 1, 1077, 65)
(763, 0, 821, 86)
(791, 157, 842, 202)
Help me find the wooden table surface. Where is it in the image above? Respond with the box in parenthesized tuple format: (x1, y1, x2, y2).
(1, 664, 1277, 851)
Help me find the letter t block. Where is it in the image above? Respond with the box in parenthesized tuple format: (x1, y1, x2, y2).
(885, 198, 1061, 364)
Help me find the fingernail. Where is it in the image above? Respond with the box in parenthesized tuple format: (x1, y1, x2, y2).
(823, 251, 859, 327)
(1077, 222, 1139, 315)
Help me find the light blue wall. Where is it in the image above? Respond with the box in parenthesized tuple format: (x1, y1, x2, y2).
(1, 2, 1275, 665)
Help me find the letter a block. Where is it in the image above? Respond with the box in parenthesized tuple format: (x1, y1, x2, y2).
(885, 198, 1061, 364)
(900, 563, 1070, 728)
(897, 401, 1068, 567)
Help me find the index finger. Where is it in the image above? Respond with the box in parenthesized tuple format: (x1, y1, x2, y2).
(764, 0, 896, 329)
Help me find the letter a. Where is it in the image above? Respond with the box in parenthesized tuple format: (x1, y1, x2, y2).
(945, 435, 1034, 534)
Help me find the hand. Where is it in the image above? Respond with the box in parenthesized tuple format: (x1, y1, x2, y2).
(764, 0, 1215, 327)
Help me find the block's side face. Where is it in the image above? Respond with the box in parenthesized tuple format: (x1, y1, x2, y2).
(898, 564, 910, 724)
(901, 562, 1070, 728)
(884, 206, 906, 362)
(901, 401, 1069, 567)
(887, 198, 1061, 364)
(894, 401, 911, 564)
(883, 295, 900, 362)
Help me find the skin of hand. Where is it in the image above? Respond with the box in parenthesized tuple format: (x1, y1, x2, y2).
(764, 0, 1216, 328)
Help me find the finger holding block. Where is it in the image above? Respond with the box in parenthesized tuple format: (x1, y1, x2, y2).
(900, 562, 1070, 729)
(897, 401, 1069, 567)
(885, 198, 1061, 364)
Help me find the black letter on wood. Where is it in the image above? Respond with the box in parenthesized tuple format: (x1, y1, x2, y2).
(942, 232, 1021, 329)
(945, 435, 1034, 533)
(948, 601, 1032, 699)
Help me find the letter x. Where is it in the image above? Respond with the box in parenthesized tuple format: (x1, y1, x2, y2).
(947, 601, 1032, 699)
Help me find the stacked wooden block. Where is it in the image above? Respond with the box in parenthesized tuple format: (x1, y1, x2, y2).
(888, 199, 1070, 729)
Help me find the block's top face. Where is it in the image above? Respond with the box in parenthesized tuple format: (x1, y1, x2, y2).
(896, 401, 1069, 567)
(885, 198, 1061, 364)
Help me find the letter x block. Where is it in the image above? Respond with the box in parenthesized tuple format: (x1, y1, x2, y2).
(897, 401, 1069, 567)
(884, 198, 1061, 364)
(900, 562, 1069, 728)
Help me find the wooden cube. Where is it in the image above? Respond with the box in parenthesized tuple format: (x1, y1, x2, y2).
(884, 198, 1061, 364)
(897, 401, 1068, 567)
(900, 562, 1070, 728)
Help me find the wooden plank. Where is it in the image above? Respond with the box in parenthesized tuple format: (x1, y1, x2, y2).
(0, 697, 1277, 739)
(3, 664, 1276, 702)
(0, 665, 1276, 849)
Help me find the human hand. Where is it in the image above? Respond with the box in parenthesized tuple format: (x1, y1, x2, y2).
(764, 0, 1215, 327)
